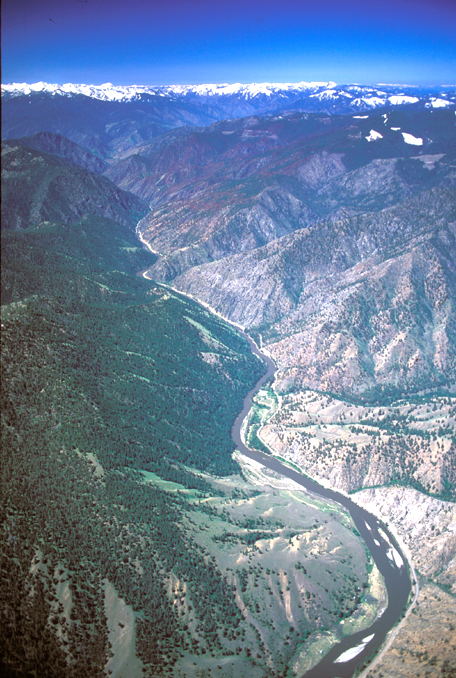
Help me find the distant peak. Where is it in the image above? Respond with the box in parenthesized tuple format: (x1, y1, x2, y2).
(160, 81, 337, 97)
(2, 81, 454, 113)
(1, 80, 338, 102)
(1, 81, 162, 101)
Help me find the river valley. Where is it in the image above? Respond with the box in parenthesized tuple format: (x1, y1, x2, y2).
(156, 282, 415, 678)
(2, 93, 456, 678)
(231, 330, 413, 678)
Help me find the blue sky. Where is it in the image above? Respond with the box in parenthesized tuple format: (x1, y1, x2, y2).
(2, 0, 456, 86)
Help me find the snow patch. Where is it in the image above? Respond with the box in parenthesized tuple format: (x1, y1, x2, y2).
(310, 89, 347, 101)
(402, 132, 423, 146)
(361, 96, 386, 107)
(388, 95, 419, 105)
(425, 97, 452, 108)
(366, 130, 383, 142)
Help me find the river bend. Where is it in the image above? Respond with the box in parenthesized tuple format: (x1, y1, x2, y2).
(232, 331, 412, 678)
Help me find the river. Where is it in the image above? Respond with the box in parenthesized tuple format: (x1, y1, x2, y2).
(232, 331, 412, 678)
(147, 279, 413, 677)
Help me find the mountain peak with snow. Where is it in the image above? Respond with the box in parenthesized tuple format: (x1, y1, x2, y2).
(1, 81, 164, 101)
(2, 81, 455, 127)
(1, 80, 341, 102)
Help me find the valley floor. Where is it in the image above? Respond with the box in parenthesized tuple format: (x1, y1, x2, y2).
(246, 384, 456, 677)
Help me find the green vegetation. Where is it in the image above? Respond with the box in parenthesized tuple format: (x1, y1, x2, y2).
(2, 217, 265, 478)
(246, 408, 270, 454)
(244, 387, 278, 455)
(1, 215, 266, 676)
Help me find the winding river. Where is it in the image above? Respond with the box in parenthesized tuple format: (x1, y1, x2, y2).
(232, 331, 412, 678)
(145, 275, 413, 678)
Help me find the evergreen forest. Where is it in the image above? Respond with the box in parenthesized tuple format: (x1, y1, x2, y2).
(1, 211, 266, 676)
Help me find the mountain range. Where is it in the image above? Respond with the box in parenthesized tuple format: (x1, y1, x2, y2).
(1, 80, 455, 678)
(2, 81, 455, 161)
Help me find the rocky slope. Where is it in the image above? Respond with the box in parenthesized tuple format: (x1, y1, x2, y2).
(365, 581, 455, 678)
(136, 109, 455, 280)
(257, 388, 455, 497)
(138, 124, 456, 399)
(133, 102, 456, 677)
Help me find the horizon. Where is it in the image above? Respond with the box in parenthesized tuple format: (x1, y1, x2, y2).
(3, 79, 455, 90)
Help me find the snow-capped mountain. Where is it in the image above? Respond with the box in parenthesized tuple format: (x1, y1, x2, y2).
(1, 80, 336, 102)
(158, 81, 337, 99)
(1, 81, 165, 102)
(2, 80, 455, 111)
(2, 80, 455, 162)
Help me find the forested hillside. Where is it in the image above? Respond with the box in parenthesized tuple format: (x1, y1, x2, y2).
(1, 199, 373, 678)
(0, 152, 278, 675)
(1, 141, 148, 231)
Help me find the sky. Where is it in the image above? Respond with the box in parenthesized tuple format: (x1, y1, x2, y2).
(2, 0, 456, 86)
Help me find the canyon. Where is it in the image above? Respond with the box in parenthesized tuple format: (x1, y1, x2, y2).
(2, 82, 455, 677)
